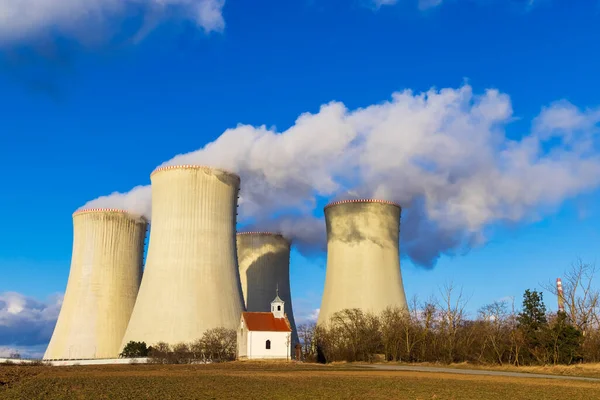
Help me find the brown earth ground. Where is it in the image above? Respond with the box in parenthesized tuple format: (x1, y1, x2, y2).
(1, 361, 599, 399)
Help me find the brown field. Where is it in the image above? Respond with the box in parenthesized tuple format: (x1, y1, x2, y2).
(2, 361, 600, 399)
(391, 361, 600, 380)
(459, 362, 600, 379)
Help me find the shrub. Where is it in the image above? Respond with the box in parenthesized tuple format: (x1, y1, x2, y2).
(120, 341, 150, 358)
(148, 342, 171, 364)
(198, 328, 237, 363)
(147, 328, 237, 364)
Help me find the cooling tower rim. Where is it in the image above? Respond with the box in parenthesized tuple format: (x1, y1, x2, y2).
(150, 164, 240, 181)
(72, 208, 147, 221)
(237, 231, 283, 236)
(324, 199, 401, 210)
(237, 231, 291, 243)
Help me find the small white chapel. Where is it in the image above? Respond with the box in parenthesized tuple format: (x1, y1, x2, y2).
(237, 291, 293, 360)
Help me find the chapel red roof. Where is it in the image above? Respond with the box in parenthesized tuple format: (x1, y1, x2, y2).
(242, 312, 292, 332)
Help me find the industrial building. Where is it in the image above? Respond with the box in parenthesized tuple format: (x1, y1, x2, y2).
(236, 232, 299, 346)
(120, 165, 245, 348)
(317, 199, 408, 325)
(44, 209, 147, 359)
(43, 164, 412, 361)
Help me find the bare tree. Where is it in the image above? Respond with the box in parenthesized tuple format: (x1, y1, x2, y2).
(297, 322, 317, 361)
(437, 282, 470, 362)
(505, 296, 523, 366)
(380, 307, 406, 361)
(318, 308, 381, 362)
(478, 301, 510, 364)
(200, 327, 237, 362)
(171, 342, 191, 364)
(419, 299, 438, 362)
(544, 259, 600, 336)
(148, 342, 171, 364)
(148, 328, 236, 364)
(190, 338, 205, 362)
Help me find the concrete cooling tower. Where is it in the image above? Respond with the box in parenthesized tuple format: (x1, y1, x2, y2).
(236, 232, 299, 345)
(317, 199, 407, 325)
(120, 165, 244, 348)
(44, 209, 147, 360)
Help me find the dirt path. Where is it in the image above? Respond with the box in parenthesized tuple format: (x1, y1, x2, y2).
(361, 364, 600, 382)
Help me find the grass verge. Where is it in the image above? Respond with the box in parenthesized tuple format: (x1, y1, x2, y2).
(381, 361, 600, 379)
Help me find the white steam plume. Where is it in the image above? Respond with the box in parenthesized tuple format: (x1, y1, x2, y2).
(80, 185, 152, 219)
(0, 0, 225, 45)
(80, 85, 600, 267)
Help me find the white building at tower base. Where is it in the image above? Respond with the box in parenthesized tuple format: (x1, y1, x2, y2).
(237, 295, 292, 360)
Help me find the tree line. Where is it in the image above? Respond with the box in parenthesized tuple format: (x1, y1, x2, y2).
(120, 327, 237, 363)
(298, 260, 600, 365)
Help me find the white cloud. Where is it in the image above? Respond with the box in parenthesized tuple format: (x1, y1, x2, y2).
(369, 0, 443, 10)
(418, 0, 444, 9)
(0, 292, 62, 348)
(372, 0, 399, 8)
(295, 308, 320, 325)
(82, 84, 600, 267)
(0, 0, 225, 45)
(371, 0, 550, 12)
(0, 345, 48, 359)
(533, 100, 600, 142)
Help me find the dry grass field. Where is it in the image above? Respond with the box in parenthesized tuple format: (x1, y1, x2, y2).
(2, 361, 600, 399)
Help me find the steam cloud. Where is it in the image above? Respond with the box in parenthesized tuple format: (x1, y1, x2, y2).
(81, 85, 600, 267)
(0, 0, 225, 45)
(0, 1, 225, 97)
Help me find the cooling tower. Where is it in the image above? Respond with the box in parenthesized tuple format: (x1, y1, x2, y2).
(236, 232, 299, 345)
(120, 165, 244, 348)
(317, 199, 407, 325)
(44, 209, 147, 360)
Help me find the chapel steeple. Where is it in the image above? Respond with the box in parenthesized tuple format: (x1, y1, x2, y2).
(271, 285, 285, 319)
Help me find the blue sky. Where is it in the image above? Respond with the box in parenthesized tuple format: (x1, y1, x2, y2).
(1, 0, 600, 357)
